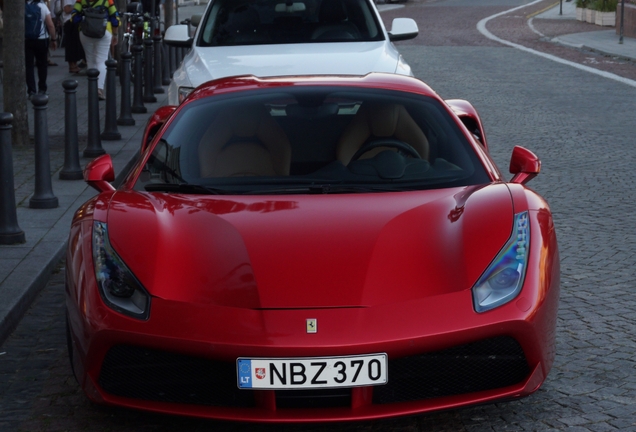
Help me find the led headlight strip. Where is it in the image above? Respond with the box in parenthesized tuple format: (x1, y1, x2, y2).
(92, 221, 151, 320)
(472, 211, 529, 313)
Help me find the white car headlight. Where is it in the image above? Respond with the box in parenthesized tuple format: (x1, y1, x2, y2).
(472, 211, 529, 313)
(92, 221, 150, 319)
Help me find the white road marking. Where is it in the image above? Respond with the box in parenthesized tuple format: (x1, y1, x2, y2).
(476, 0, 636, 88)
(527, 17, 546, 38)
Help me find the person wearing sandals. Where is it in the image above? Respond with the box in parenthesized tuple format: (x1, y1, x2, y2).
(63, 0, 85, 73)
(72, 0, 119, 100)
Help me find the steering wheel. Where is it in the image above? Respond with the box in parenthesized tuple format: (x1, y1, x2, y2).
(349, 138, 421, 162)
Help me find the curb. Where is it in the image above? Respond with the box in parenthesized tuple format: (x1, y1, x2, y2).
(0, 246, 66, 345)
(551, 37, 636, 62)
(0, 149, 142, 346)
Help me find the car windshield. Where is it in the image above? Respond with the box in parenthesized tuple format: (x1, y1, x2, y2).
(135, 87, 491, 195)
(198, 0, 384, 46)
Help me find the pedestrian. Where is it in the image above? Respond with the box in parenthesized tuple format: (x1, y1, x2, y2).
(25, 0, 57, 98)
(62, 0, 85, 73)
(45, 0, 59, 65)
(72, 0, 119, 100)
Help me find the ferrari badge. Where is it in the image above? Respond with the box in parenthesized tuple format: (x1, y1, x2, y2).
(306, 318, 317, 333)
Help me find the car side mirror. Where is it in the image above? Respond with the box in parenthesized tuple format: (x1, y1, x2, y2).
(509, 146, 540, 185)
(190, 14, 202, 27)
(163, 24, 193, 48)
(388, 18, 418, 42)
(84, 154, 116, 192)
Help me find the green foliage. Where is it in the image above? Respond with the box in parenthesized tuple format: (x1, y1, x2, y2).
(589, 0, 618, 12)
(575, 0, 589, 7)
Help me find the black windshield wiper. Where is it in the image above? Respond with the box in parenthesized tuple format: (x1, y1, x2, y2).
(144, 183, 229, 194)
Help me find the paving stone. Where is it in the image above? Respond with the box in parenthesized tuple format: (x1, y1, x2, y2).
(2, 0, 636, 431)
(586, 423, 619, 432)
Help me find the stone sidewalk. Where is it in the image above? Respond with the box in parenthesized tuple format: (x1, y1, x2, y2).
(534, 0, 636, 61)
(0, 0, 209, 346)
(0, 46, 170, 344)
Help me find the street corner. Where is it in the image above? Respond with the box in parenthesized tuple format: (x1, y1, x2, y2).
(479, 0, 636, 82)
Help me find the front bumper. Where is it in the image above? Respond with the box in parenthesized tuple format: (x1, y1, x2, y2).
(67, 271, 558, 422)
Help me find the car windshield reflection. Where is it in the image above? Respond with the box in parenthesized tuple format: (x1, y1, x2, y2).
(198, 0, 385, 46)
(135, 87, 490, 195)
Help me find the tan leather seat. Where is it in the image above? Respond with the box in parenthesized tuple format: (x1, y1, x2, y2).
(336, 103, 429, 165)
(198, 105, 291, 177)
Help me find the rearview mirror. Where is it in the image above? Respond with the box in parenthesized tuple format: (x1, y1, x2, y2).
(509, 146, 540, 185)
(388, 18, 418, 42)
(163, 24, 193, 48)
(84, 154, 116, 192)
(275, 2, 306, 12)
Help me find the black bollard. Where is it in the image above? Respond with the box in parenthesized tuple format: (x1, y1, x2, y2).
(118, 51, 135, 126)
(131, 44, 147, 114)
(153, 31, 165, 94)
(101, 59, 122, 140)
(162, 43, 171, 86)
(143, 38, 157, 103)
(29, 94, 59, 209)
(83, 68, 106, 158)
(169, 45, 176, 78)
(60, 80, 83, 180)
(0, 113, 26, 245)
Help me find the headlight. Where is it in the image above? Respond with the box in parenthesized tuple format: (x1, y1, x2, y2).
(472, 211, 529, 313)
(92, 221, 150, 320)
(178, 86, 195, 104)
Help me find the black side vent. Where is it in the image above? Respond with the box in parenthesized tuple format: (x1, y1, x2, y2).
(99, 345, 255, 408)
(373, 336, 530, 404)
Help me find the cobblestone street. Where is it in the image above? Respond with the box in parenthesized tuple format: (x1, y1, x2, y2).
(1, 0, 636, 430)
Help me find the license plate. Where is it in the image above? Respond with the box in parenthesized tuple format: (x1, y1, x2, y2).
(237, 353, 387, 389)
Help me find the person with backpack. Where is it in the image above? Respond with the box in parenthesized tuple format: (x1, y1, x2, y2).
(72, 0, 119, 100)
(25, 0, 57, 98)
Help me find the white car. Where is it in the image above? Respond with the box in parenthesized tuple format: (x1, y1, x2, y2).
(164, 0, 418, 105)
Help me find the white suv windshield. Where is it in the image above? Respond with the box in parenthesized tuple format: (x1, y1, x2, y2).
(198, 0, 384, 46)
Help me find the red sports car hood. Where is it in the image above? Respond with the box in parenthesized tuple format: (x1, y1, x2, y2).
(107, 184, 513, 309)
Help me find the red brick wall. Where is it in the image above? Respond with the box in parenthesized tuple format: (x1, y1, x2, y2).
(616, 3, 636, 38)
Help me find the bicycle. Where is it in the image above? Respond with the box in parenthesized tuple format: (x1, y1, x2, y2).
(119, 2, 145, 85)
(118, 2, 165, 87)
(121, 3, 146, 51)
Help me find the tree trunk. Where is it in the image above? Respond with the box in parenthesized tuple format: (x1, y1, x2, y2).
(3, 0, 30, 147)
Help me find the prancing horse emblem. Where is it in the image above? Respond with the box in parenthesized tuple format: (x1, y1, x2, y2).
(306, 318, 317, 333)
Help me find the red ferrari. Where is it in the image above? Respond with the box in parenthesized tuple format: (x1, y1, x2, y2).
(66, 73, 560, 422)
